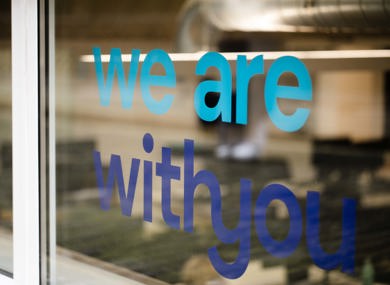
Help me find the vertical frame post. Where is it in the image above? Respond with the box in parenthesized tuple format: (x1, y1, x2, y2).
(12, 0, 40, 284)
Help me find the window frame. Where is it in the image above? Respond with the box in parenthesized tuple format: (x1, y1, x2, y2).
(0, 0, 41, 284)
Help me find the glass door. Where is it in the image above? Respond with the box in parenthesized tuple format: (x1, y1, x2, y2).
(46, 1, 390, 285)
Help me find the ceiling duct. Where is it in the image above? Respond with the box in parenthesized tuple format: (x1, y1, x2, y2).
(200, 0, 390, 32)
(176, 0, 390, 51)
(287, 0, 390, 29)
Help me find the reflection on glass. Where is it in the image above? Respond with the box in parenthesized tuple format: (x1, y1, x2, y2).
(52, 0, 390, 284)
(0, 0, 13, 275)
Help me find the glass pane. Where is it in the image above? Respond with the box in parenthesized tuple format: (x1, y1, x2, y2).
(0, 0, 12, 276)
(49, 0, 390, 284)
